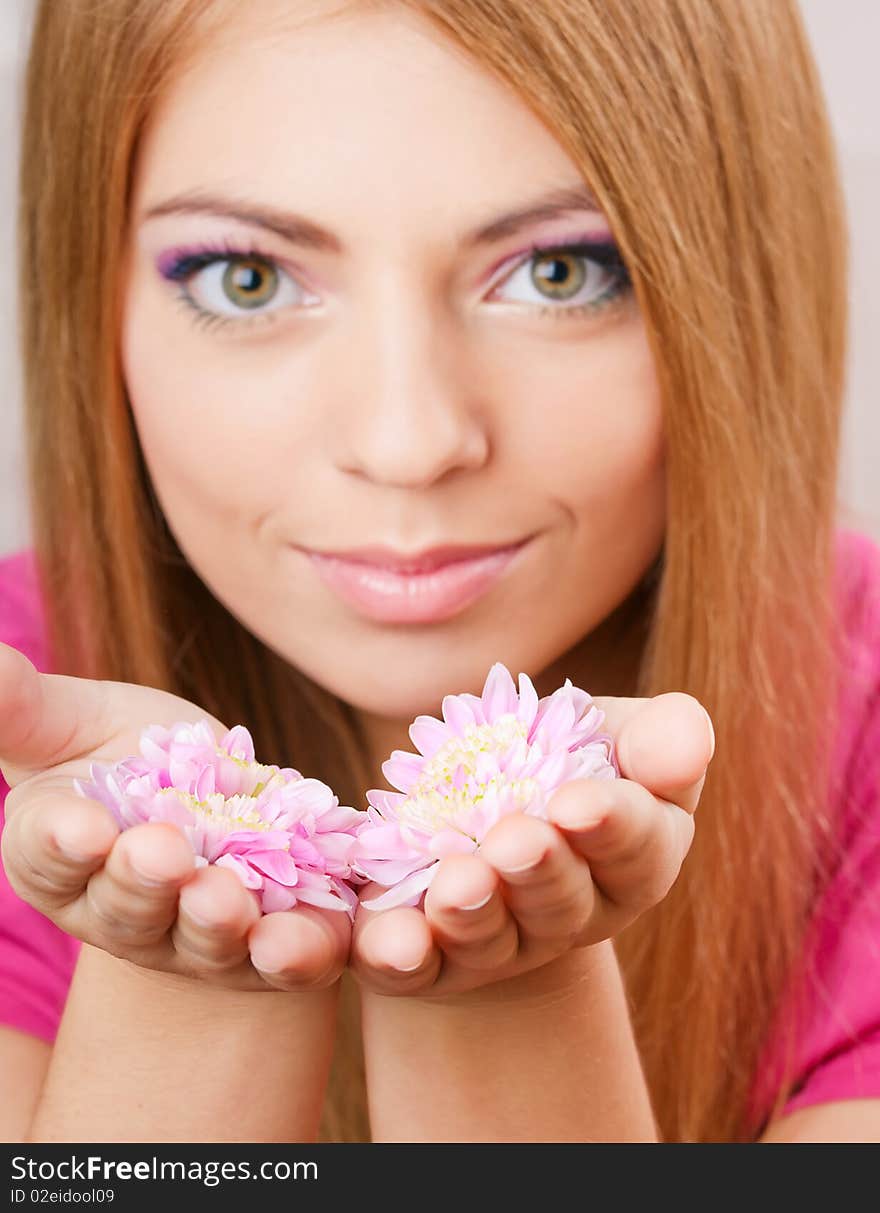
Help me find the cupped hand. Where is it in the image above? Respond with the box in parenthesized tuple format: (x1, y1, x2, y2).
(350, 691, 714, 998)
(0, 641, 348, 992)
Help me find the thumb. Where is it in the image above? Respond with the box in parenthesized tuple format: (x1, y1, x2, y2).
(0, 640, 225, 790)
(0, 640, 115, 786)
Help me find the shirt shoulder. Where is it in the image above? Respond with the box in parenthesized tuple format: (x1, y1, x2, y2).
(754, 526, 880, 1126)
(833, 525, 880, 699)
(828, 527, 880, 849)
(0, 546, 50, 672)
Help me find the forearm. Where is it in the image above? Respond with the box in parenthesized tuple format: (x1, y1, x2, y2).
(360, 941, 658, 1142)
(27, 944, 339, 1143)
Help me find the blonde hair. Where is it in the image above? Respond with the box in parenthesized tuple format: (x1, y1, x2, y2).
(18, 0, 849, 1141)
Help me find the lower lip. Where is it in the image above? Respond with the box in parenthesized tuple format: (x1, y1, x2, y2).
(297, 540, 531, 623)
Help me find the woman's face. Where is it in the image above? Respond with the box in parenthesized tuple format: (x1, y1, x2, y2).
(121, 0, 665, 751)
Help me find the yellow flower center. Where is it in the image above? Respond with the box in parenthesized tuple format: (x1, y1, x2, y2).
(165, 788, 275, 833)
(219, 747, 281, 789)
(397, 714, 540, 835)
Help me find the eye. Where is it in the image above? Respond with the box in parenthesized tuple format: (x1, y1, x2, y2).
(490, 240, 632, 316)
(157, 242, 319, 331)
(180, 255, 314, 317)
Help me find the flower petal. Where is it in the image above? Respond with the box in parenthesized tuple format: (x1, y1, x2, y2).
(428, 829, 478, 858)
(194, 764, 215, 800)
(365, 788, 407, 818)
(481, 661, 519, 721)
(281, 776, 338, 817)
(381, 751, 425, 794)
(408, 714, 450, 759)
(531, 687, 576, 748)
(246, 849, 300, 886)
(214, 853, 263, 890)
(458, 692, 487, 724)
(293, 883, 352, 913)
(441, 693, 477, 736)
(314, 803, 368, 832)
(359, 863, 439, 912)
(221, 724, 255, 763)
(259, 880, 299, 913)
(351, 855, 428, 885)
(353, 822, 416, 861)
(517, 671, 540, 733)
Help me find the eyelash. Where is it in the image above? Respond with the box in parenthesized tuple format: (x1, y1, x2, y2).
(159, 235, 633, 334)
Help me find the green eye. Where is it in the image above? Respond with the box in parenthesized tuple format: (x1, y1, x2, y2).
(163, 246, 317, 332)
(220, 257, 280, 309)
(493, 240, 633, 318)
(530, 250, 588, 302)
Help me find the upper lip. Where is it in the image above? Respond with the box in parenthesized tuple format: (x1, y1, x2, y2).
(298, 538, 529, 573)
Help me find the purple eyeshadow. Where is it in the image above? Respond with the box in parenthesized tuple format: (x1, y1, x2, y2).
(154, 238, 269, 281)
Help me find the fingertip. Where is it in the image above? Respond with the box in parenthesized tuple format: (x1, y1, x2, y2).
(425, 853, 497, 914)
(480, 812, 557, 877)
(619, 693, 712, 788)
(177, 861, 254, 928)
(51, 800, 119, 863)
(360, 906, 433, 973)
(547, 778, 612, 832)
(123, 821, 197, 884)
(700, 704, 716, 761)
(249, 909, 342, 985)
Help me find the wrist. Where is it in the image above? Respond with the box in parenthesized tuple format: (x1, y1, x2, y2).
(81, 943, 342, 1011)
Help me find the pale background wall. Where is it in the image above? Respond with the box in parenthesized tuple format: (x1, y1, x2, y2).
(0, 1, 877, 557)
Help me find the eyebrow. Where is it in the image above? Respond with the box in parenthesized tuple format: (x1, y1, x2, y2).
(139, 183, 603, 253)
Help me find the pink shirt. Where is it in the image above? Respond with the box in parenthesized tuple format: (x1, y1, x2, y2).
(1, 528, 879, 1132)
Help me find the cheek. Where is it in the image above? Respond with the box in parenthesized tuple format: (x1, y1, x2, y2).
(497, 323, 665, 513)
(120, 277, 314, 529)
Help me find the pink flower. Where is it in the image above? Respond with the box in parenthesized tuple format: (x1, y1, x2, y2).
(73, 719, 367, 918)
(351, 662, 620, 911)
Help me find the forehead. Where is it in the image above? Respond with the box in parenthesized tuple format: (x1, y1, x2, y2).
(131, 0, 581, 229)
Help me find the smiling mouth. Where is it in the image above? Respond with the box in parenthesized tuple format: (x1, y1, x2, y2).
(298, 537, 532, 574)
(294, 536, 534, 624)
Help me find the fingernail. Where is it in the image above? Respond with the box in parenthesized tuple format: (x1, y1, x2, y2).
(457, 890, 493, 912)
(250, 952, 286, 974)
(387, 948, 426, 972)
(701, 706, 716, 760)
(497, 854, 544, 876)
(551, 801, 607, 832)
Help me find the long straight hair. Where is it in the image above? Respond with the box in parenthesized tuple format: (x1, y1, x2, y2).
(18, 0, 849, 1141)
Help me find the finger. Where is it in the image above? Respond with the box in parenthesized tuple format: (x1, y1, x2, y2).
(547, 776, 695, 933)
(0, 641, 117, 784)
(170, 863, 263, 975)
(0, 789, 120, 912)
(65, 822, 198, 948)
(248, 906, 350, 991)
(0, 639, 230, 786)
(423, 853, 519, 970)
(591, 691, 714, 813)
(351, 904, 442, 995)
(479, 812, 595, 946)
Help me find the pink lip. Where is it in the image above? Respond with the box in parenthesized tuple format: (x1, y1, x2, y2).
(293, 538, 532, 623)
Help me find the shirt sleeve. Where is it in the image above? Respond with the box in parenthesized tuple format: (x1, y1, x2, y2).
(0, 551, 81, 1043)
(775, 529, 880, 1118)
(0, 777, 82, 1043)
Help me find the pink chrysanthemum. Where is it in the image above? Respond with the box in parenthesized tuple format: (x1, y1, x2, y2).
(73, 719, 367, 919)
(351, 662, 620, 911)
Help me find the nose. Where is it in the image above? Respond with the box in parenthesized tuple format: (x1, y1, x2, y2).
(334, 279, 490, 489)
